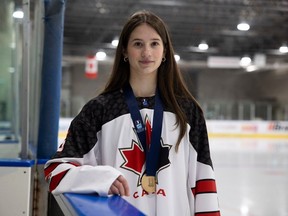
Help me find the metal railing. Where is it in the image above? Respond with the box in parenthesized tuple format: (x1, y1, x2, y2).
(201, 100, 288, 121)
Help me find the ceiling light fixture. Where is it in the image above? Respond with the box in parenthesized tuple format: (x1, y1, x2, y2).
(13, 10, 24, 19)
(240, 56, 252, 67)
(111, 39, 119, 47)
(279, 45, 288, 54)
(198, 41, 209, 51)
(96, 51, 106, 60)
(237, 22, 250, 31)
(174, 54, 180, 62)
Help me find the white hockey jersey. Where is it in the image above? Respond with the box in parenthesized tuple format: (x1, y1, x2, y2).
(44, 90, 221, 216)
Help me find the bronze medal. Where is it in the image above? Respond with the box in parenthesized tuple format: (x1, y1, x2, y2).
(141, 175, 156, 193)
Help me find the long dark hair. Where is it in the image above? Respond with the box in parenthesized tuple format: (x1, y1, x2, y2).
(102, 10, 201, 151)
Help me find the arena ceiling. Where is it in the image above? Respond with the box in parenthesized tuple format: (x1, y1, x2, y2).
(62, 0, 288, 71)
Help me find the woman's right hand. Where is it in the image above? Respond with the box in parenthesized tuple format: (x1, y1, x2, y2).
(108, 175, 130, 196)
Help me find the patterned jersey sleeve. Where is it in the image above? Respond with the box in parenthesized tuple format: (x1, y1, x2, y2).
(188, 104, 221, 216)
(44, 99, 122, 196)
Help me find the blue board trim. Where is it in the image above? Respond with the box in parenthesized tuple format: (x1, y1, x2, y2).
(0, 159, 35, 167)
(64, 193, 146, 216)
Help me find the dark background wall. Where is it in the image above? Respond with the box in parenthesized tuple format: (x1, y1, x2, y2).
(61, 62, 288, 120)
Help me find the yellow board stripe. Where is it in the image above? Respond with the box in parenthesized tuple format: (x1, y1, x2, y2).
(58, 131, 67, 139)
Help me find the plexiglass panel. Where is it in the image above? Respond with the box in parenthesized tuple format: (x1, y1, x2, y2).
(0, 0, 43, 159)
(0, 0, 22, 158)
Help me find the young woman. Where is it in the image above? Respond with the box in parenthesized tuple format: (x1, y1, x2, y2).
(44, 10, 221, 216)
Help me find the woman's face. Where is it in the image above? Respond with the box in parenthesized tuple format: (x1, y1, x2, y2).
(124, 23, 165, 78)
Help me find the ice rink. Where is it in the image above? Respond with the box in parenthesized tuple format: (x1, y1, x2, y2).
(209, 127, 288, 215)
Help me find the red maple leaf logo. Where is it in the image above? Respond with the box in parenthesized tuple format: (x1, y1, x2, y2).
(119, 115, 172, 187)
(119, 139, 145, 176)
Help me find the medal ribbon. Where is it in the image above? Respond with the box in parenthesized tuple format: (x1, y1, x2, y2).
(123, 83, 163, 177)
